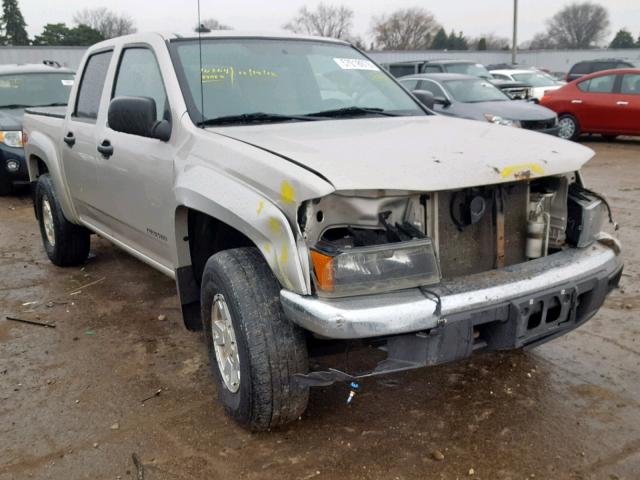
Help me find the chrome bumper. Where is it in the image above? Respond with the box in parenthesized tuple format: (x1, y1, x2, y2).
(280, 241, 623, 339)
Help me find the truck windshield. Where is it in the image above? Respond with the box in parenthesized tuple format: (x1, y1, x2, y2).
(171, 38, 424, 125)
(444, 79, 510, 103)
(0, 73, 74, 108)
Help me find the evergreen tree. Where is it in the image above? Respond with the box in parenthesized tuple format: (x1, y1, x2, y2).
(477, 37, 487, 51)
(609, 29, 636, 49)
(447, 30, 468, 50)
(33, 23, 103, 46)
(431, 27, 448, 49)
(0, 0, 29, 45)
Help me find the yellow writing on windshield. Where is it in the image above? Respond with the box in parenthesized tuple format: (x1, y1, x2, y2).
(201, 66, 279, 85)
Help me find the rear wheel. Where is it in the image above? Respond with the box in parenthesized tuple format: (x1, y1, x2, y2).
(35, 174, 90, 266)
(558, 114, 580, 141)
(201, 247, 309, 431)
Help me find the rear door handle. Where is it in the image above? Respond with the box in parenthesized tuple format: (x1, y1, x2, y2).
(571, 100, 583, 104)
(616, 101, 629, 106)
(63, 132, 75, 147)
(97, 139, 114, 158)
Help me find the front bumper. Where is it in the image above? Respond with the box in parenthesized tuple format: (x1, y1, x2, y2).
(1, 145, 28, 183)
(281, 241, 622, 340)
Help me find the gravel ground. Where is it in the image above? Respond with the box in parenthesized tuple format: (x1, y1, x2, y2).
(1, 138, 639, 480)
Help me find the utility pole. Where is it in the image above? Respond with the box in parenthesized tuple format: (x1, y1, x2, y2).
(512, 0, 518, 64)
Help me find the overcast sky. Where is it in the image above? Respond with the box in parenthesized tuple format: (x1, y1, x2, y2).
(22, 0, 640, 45)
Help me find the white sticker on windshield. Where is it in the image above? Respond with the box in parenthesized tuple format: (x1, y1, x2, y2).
(61, 79, 74, 86)
(334, 58, 379, 71)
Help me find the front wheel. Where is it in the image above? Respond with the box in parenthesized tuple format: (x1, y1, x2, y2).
(35, 174, 90, 266)
(201, 248, 309, 431)
(558, 114, 580, 141)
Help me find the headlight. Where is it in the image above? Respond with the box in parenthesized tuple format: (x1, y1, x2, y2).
(484, 114, 521, 128)
(310, 238, 441, 298)
(0, 131, 24, 148)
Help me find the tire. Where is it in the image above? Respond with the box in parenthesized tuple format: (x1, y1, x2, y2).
(603, 135, 618, 142)
(35, 174, 90, 267)
(558, 114, 580, 141)
(201, 247, 309, 431)
(0, 171, 11, 196)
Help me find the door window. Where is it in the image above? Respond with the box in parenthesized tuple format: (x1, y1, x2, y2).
(399, 79, 418, 90)
(621, 74, 640, 95)
(570, 63, 590, 75)
(74, 50, 113, 120)
(113, 48, 169, 123)
(423, 65, 442, 73)
(418, 80, 446, 99)
(578, 74, 617, 94)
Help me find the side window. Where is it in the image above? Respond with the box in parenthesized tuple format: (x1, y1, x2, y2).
(571, 63, 590, 75)
(621, 74, 640, 95)
(577, 79, 590, 92)
(492, 74, 510, 80)
(418, 80, 446, 99)
(74, 50, 113, 120)
(399, 79, 418, 90)
(586, 74, 617, 93)
(113, 48, 169, 123)
(423, 65, 442, 73)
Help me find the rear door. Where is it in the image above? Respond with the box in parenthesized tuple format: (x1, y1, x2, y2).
(614, 73, 640, 134)
(574, 73, 618, 132)
(92, 45, 176, 267)
(61, 49, 113, 218)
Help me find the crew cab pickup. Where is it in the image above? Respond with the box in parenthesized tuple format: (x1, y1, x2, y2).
(23, 32, 623, 431)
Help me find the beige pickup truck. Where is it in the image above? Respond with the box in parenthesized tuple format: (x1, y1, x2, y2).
(23, 32, 622, 431)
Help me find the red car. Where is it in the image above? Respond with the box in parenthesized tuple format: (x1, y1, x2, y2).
(540, 68, 640, 141)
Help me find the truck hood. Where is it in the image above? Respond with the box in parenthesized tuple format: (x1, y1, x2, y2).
(209, 115, 593, 192)
(459, 100, 557, 122)
(0, 108, 25, 131)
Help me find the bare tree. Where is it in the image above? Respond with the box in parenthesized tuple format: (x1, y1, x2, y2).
(371, 7, 440, 50)
(544, 2, 610, 48)
(525, 32, 558, 50)
(283, 3, 354, 40)
(195, 18, 232, 32)
(73, 8, 136, 39)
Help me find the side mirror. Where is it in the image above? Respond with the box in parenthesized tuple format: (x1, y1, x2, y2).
(412, 90, 435, 110)
(434, 97, 451, 107)
(108, 96, 171, 142)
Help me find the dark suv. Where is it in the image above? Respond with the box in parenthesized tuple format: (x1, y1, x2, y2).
(566, 59, 636, 82)
(0, 62, 74, 195)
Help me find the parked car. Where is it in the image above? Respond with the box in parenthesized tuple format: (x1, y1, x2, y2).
(385, 60, 531, 99)
(566, 58, 637, 82)
(399, 73, 559, 135)
(0, 62, 74, 195)
(491, 69, 564, 101)
(540, 68, 640, 141)
(24, 32, 622, 431)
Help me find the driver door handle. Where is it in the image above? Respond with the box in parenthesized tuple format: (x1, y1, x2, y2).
(63, 132, 75, 147)
(616, 101, 629, 106)
(97, 139, 114, 158)
(571, 100, 583, 104)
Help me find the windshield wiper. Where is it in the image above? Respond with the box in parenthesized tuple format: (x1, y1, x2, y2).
(198, 112, 320, 127)
(306, 106, 401, 118)
(0, 104, 30, 109)
(35, 102, 68, 107)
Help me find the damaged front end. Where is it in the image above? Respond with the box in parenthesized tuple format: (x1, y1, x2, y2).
(284, 173, 623, 386)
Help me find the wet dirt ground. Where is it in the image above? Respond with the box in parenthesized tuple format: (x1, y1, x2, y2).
(1, 138, 639, 480)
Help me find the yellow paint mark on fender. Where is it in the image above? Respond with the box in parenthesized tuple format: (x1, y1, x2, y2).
(280, 181, 295, 205)
(500, 163, 545, 179)
(263, 244, 271, 254)
(257, 200, 265, 215)
(268, 217, 282, 235)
